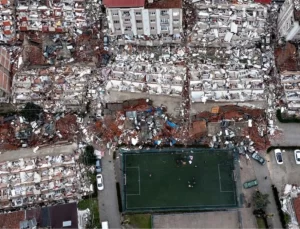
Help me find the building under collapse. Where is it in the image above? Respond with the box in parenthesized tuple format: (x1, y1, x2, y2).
(0, 47, 11, 103)
(0, 0, 15, 43)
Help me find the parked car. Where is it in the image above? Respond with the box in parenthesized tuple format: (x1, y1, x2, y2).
(243, 179, 258, 189)
(97, 174, 104, 191)
(295, 149, 300, 164)
(95, 159, 102, 173)
(251, 152, 266, 165)
(103, 35, 109, 47)
(274, 149, 283, 164)
(101, 53, 110, 66)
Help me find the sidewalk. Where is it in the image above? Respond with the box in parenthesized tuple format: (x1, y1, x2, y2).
(0, 143, 77, 162)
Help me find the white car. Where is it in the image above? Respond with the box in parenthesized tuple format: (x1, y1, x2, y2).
(97, 174, 104, 191)
(295, 150, 300, 164)
(274, 149, 283, 165)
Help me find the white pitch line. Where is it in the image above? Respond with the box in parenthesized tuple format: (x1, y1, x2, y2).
(126, 166, 141, 196)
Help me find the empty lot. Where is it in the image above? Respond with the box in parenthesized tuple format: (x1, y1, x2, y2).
(152, 211, 240, 228)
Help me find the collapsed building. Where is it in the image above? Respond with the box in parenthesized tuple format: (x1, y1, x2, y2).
(12, 64, 92, 112)
(0, 0, 15, 43)
(275, 42, 300, 113)
(0, 153, 92, 210)
(105, 45, 186, 96)
(188, 0, 273, 103)
(15, 0, 87, 33)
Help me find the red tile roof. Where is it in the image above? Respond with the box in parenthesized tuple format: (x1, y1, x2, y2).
(253, 0, 271, 4)
(145, 0, 182, 9)
(103, 0, 145, 7)
(294, 196, 300, 224)
(0, 211, 25, 228)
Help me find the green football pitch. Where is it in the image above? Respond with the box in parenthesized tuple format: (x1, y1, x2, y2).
(123, 149, 238, 211)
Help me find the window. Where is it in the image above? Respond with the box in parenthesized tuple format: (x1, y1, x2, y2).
(125, 26, 131, 31)
(112, 12, 118, 16)
(161, 26, 168, 31)
(135, 12, 141, 15)
(151, 27, 155, 30)
(116, 28, 121, 30)
(150, 19, 155, 23)
(161, 10, 167, 15)
(161, 18, 169, 23)
(150, 11, 156, 15)
(137, 27, 143, 30)
(123, 11, 130, 16)
(173, 19, 179, 22)
(173, 26, 179, 30)
(113, 20, 119, 24)
(125, 18, 130, 22)
(136, 20, 142, 23)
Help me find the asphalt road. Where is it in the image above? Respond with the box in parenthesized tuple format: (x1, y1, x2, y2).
(252, 157, 282, 229)
(98, 149, 121, 229)
(271, 119, 300, 146)
(266, 149, 300, 190)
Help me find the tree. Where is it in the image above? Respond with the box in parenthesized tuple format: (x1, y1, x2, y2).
(21, 102, 43, 122)
(252, 191, 270, 210)
(80, 145, 96, 166)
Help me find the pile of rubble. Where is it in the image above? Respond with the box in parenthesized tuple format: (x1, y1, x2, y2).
(193, 105, 270, 150)
(87, 99, 183, 146)
(281, 184, 300, 229)
(0, 113, 79, 151)
(0, 153, 92, 210)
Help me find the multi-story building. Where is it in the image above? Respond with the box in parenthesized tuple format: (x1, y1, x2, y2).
(278, 0, 300, 41)
(103, 0, 183, 36)
(0, 47, 11, 102)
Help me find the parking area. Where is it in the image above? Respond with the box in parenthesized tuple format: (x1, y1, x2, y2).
(267, 149, 300, 190)
(152, 211, 240, 228)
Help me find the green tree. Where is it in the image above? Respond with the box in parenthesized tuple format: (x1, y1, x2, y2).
(21, 102, 43, 122)
(253, 191, 270, 210)
(80, 145, 96, 166)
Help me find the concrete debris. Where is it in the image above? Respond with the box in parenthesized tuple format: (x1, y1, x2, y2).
(281, 184, 300, 229)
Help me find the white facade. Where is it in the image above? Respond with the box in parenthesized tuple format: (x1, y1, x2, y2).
(106, 7, 182, 36)
(278, 0, 300, 41)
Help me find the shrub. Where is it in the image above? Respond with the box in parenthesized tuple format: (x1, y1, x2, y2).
(272, 185, 288, 228)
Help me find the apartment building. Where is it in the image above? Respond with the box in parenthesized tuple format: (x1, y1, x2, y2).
(0, 47, 11, 102)
(278, 0, 300, 41)
(103, 0, 183, 36)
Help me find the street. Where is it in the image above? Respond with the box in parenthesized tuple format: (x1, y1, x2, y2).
(271, 118, 300, 146)
(252, 157, 282, 229)
(98, 150, 121, 229)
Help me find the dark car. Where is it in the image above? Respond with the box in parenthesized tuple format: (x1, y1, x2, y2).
(95, 159, 102, 173)
(101, 54, 110, 66)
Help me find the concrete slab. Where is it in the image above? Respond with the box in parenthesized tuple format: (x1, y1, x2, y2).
(152, 211, 239, 228)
